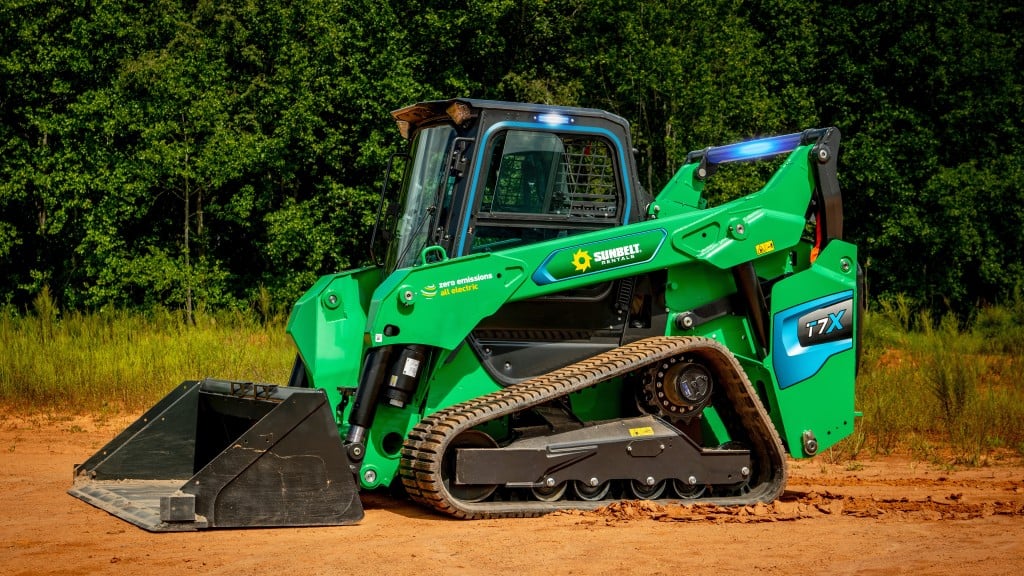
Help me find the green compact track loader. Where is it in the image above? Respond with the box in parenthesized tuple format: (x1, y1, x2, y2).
(70, 99, 862, 530)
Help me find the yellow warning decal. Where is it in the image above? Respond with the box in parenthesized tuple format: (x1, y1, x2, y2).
(628, 426, 655, 437)
(756, 240, 776, 255)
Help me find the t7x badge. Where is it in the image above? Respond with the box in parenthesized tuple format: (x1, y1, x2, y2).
(797, 299, 854, 347)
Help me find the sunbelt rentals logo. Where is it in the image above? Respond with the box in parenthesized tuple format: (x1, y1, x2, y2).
(532, 229, 667, 285)
(592, 243, 643, 265)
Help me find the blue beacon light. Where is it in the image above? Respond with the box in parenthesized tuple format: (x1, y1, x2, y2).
(535, 113, 572, 126)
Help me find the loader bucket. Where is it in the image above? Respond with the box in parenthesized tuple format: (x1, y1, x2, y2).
(68, 378, 363, 531)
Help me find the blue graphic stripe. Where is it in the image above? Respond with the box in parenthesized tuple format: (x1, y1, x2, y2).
(773, 290, 854, 389)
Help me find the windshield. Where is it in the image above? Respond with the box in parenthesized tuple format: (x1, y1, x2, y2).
(385, 124, 457, 272)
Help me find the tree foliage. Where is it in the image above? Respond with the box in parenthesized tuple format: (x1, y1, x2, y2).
(812, 1, 1024, 311)
(1, 0, 1022, 316)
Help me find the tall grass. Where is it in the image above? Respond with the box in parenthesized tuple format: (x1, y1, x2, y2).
(3, 289, 1022, 465)
(0, 295, 294, 413)
(849, 293, 1024, 464)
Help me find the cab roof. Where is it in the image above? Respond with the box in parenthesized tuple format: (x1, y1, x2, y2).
(390, 98, 629, 139)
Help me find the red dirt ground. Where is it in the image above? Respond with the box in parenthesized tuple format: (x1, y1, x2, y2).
(2, 411, 1022, 575)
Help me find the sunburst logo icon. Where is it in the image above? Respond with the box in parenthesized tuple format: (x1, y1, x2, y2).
(571, 248, 592, 272)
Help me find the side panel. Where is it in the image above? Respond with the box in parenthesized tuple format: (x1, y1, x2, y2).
(766, 240, 859, 457)
(287, 266, 382, 418)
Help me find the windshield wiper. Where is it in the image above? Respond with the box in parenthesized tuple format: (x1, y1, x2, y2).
(393, 204, 436, 270)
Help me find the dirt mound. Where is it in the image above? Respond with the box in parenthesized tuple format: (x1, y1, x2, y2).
(567, 489, 1024, 525)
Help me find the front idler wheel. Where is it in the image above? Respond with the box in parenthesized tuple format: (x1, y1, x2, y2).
(441, 430, 499, 503)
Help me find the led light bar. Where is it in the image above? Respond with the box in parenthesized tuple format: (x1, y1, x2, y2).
(705, 132, 804, 164)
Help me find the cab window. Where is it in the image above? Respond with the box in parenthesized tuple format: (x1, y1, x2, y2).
(471, 130, 621, 253)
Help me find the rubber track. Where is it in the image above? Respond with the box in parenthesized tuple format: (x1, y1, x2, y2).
(399, 336, 787, 519)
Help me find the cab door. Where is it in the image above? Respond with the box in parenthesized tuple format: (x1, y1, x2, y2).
(463, 127, 637, 385)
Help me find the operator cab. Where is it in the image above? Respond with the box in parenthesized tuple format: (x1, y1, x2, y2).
(378, 99, 649, 274)
(375, 99, 661, 385)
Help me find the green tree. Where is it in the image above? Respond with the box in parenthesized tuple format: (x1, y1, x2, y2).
(1, 0, 1022, 317)
(0, 1, 163, 307)
(814, 0, 1024, 312)
(2, 0, 423, 312)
